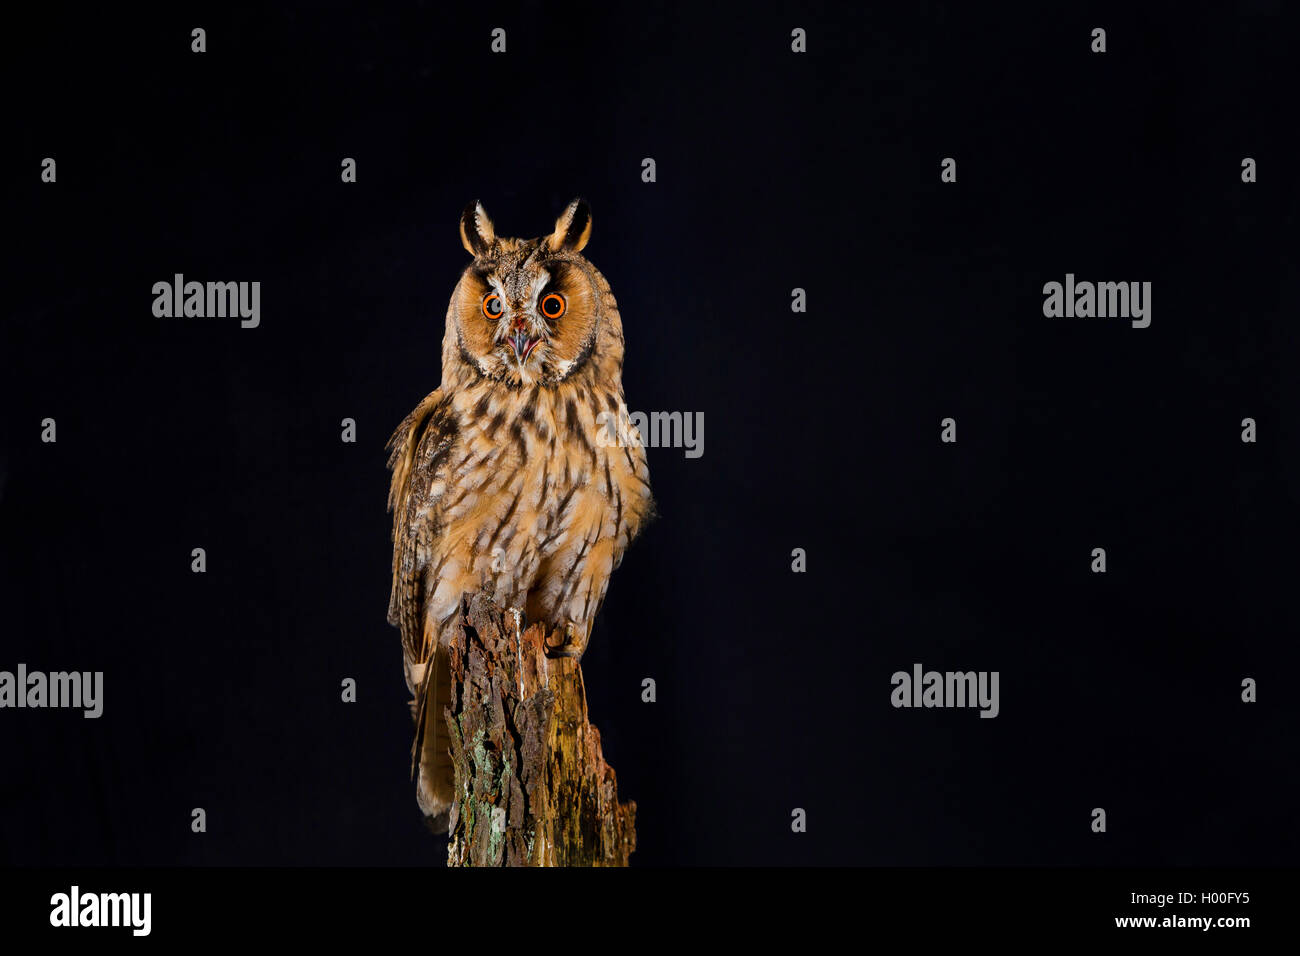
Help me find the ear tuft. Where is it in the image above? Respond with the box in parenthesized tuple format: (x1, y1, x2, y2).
(547, 198, 592, 253)
(460, 201, 496, 256)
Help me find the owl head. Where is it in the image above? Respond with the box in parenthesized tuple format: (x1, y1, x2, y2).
(446, 198, 617, 389)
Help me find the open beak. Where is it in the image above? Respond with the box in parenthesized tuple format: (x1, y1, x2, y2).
(509, 330, 540, 363)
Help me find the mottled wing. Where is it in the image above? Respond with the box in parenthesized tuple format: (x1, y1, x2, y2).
(386, 389, 458, 673)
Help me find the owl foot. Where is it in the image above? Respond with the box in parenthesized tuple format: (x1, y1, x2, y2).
(547, 621, 590, 659)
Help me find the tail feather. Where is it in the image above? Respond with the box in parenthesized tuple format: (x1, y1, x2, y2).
(411, 643, 455, 833)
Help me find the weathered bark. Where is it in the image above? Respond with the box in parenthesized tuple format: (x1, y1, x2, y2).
(443, 591, 635, 866)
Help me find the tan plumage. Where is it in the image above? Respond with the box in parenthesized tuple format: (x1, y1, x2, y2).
(386, 199, 653, 830)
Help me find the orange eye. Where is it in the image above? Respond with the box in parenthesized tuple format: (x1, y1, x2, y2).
(540, 292, 566, 319)
(482, 293, 504, 320)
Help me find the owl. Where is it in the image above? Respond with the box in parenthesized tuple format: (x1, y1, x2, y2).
(386, 198, 654, 831)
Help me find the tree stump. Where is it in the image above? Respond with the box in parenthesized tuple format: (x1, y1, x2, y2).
(442, 591, 636, 866)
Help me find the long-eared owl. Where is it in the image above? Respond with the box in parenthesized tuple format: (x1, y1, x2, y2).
(386, 199, 653, 830)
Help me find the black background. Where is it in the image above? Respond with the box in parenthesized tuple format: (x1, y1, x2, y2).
(3, 1, 1297, 868)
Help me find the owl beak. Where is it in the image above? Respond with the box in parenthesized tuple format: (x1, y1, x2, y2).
(510, 331, 540, 363)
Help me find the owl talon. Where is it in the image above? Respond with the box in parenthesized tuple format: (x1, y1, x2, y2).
(547, 621, 590, 659)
